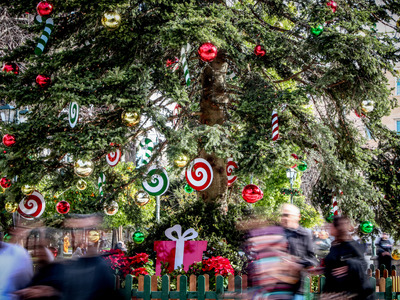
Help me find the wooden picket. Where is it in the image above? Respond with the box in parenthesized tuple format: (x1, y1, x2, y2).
(118, 274, 247, 300)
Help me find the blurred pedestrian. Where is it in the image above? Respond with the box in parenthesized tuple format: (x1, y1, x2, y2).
(72, 242, 85, 258)
(244, 220, 300, 299)
(280, 204, 316, 300)
(314, 231, 331, 259)
(63, 233, 70, 254)
(0, 232, 33, 299)
(376, 232, 392, 272)
(322, 216, 374, 300)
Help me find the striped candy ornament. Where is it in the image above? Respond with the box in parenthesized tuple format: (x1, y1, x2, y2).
(180, 43, 191, 86)
(185, 158, 214, 191)
(226, 158, 238, 186)
(331, 190, 341, 216)
(17, 191, 46, 220)
(98, 173, 106, 196)
(142, 166, 170, 196)
(106, 148, 122, 167)
(68, 102, 79, 128)
(272, 110, 279, 141)
(139, 138, 154, 165)
(34, 15, 54, 55)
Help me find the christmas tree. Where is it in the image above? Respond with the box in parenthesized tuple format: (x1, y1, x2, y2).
(1, 0, 400, 231)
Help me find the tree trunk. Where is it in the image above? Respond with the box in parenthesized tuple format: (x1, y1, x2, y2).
(198, 50, 229, 208)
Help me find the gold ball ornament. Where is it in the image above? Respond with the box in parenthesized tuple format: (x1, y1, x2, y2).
(74, 160, 94, 178)
(21, 185, 35, 195)
(5, 202, 18, 213)
(174, 155, 189, 168)
(392, 249, 400, 260)
(104, 201, 119, 216)
(397, 19, 400, 28)
(101, 11, 121, 30)
(0, 187, 5, 194)
(76, 179, 87, 190)
(122, 111, 140, 127)
(135, 190, 150, 206)
(88, 230, 100, 243)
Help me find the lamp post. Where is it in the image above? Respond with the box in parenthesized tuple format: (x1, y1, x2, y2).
(286, 168, 297, 204)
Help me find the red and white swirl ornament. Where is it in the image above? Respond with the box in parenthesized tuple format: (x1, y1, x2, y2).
(226, 158, 238, 186)
(106, 148, 122, 167)
(17, 191, 46, 220)
(272, 110, 279, 141)
(185, 158, 213, 191)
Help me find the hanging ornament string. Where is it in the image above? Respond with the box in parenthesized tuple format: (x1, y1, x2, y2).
(138, 137, 154, 165)
(34, 15, 54, 55)
(180, 43, 191, 86)
(272, 110, 279, 141)
(98, 173, 106, 196)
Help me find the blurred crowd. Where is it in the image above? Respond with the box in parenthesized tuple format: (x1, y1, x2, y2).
(0, 214, 124, 300)
(244, 204, 378, 300)
(0, 205, 394, 300)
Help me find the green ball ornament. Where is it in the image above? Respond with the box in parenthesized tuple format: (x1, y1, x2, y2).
(184, 184, 194, 193)
(360, 221, 374, 234)
(297, 161, 307, 172)
(325, 213, 334, 223)
(311, 25, 324, 36)
(132, 230, 145, 244)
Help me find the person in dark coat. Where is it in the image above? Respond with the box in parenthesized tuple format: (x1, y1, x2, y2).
(280, 204, 316, 300)
(376, 232, 392, 272)
(323, 216, 374, 300)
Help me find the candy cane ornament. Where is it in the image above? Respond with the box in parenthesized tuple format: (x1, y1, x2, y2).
(142, 166, 170, 196)
(185, 158, 214, 191)
(173, 104, 182, 127)
(272, 110, 279, 141)
(106, 148, 122, 167)
(180, 43, 191, 86)
(34, 15, 54, 55)
(98, 173, 106, 196)
(17, 191, 46, 220)
(139, 138, 154, 165)
(226, 158, 238, 186)
(68, 102, 79, 128)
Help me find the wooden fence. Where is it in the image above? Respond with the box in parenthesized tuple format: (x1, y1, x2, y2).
(117, 274, 247, 300)
(117, 269, 400, 300)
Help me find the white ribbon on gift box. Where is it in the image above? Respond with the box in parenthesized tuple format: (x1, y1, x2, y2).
(165, 225, 198, 269)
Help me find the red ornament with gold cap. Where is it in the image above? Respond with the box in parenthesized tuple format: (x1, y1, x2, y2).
(242, 184, 263, 203)
(198, 43, 218, 62)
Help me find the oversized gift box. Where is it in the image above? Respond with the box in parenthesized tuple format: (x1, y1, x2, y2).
(154, 225, 207, 275)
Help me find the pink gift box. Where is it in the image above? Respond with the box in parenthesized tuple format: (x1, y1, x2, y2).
(154, 240, 208, 275)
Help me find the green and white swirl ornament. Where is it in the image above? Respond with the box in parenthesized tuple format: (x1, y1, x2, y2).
(98, 173, 106, 196)
(180, 43, 191, 86)
(139, 138, 154, 165)
(142, 166, 169, 196)
(34, 16, 54, 55)
(69, 102, 79, 128)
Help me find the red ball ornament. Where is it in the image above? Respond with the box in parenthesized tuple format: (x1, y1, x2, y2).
(36, 75, 51, 87)
(242, 184, 263, 203)
(198, 43, 218, 62)
(3, 134, 16, 147)
(0, 177, 11, 189)
(2, 63, 19, 75)
(36, 1, 53, 16)
(254, 45, 266, 57)
(56, 201, 70, 214)
(327, 1, 337, 13)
